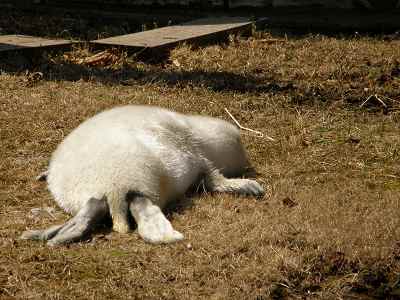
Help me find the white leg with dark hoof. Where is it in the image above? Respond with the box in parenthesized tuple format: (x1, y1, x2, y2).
(206, 169, 265, 197)
(129, 197, 183, 244)
(20, 198, 109, 246)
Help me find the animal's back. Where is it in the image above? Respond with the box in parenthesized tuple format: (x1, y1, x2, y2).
(47, 106, 206, 214)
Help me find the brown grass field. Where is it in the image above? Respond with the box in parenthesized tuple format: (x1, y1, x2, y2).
(1, 12, 400, 299)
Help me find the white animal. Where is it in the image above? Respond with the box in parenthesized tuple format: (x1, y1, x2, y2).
(21, 105, 264, 246)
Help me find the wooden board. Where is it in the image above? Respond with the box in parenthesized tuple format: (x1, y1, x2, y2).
(0, 35, 73, 53)
(91, 17, 252, 50)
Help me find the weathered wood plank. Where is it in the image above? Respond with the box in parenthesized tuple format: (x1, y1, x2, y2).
(0, 35, 73, 52)
(91, 17, 252, 50)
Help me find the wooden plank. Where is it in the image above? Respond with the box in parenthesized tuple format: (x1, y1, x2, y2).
(91, 17, 252, 50)
(0, 35, 73, 53)
(0, 0, 225, 9)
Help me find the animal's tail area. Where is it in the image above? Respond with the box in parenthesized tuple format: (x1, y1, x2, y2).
(36, 170, 49, 182)
(20, 197, 109, 246)
(107, 189, 138, 234)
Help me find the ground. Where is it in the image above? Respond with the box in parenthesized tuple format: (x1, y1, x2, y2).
(1, 10, 400, 300)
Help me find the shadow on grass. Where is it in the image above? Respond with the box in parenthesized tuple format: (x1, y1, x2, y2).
(0, 50, 296, 94)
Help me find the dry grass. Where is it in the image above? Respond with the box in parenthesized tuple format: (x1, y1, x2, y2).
(1, 21, 400, 299)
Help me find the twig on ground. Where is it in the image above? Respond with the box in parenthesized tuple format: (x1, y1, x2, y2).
(360, 94, 389, 113)
(274, 282, 291, 289)
(382, 174, 400, 179)
(380, 95, 400, 111)
(224, 108, 275, 141)
(259, 38, 286, 44)
(360, 94, 387, 108)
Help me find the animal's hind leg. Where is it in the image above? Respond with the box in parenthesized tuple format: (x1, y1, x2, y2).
(129, 196, 184, 244)
(205, 169, 265, 197)
(107, 190, 131, 234)
(20, 224, 65, 242)
(20, 198, 109, 246)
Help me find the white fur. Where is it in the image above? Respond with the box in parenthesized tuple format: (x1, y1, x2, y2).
(41, 105, 262, 243)
(48, 105, 248, 214)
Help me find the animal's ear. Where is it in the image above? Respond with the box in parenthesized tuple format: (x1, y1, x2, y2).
(36, 170, 49, 182)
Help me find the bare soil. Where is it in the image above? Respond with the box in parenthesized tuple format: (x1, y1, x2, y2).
(1, 11, 400, 300)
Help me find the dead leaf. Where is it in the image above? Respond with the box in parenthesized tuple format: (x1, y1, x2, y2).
(282, 197, 298, 208)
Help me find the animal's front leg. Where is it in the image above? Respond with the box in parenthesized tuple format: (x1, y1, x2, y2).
(129, 196, 183, 244)
(205, 169, 265, 197)
(20, 198, 109, 246)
